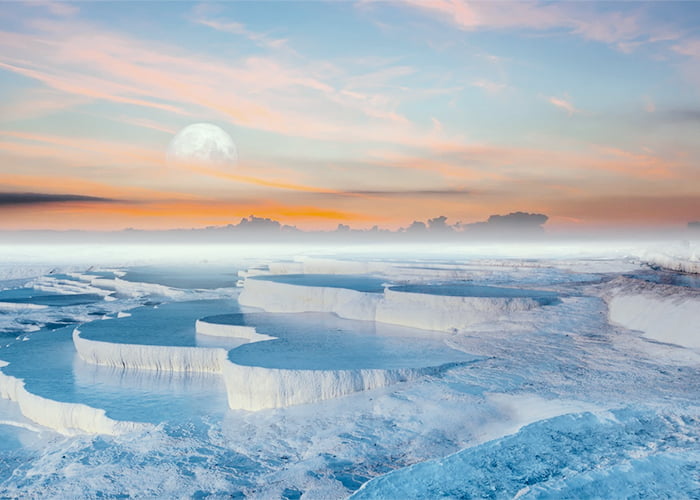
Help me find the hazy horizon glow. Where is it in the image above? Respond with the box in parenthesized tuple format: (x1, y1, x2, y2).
(1, 1, 699, 231)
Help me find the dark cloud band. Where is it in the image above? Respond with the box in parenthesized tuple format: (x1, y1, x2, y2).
(0, 192, 119, 206)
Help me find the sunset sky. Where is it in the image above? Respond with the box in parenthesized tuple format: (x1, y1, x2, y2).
(1, 1, 699, 231)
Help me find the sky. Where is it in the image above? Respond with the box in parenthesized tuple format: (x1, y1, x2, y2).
(0, 0, 699, 231)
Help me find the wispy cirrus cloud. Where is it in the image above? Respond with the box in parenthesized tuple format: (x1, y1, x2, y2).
(382, 0, 682, 51)
(0, 60, 188, 116)
(0, 130, 164, 166)
(1, 3, 697, 230)
(548, 96, 580, 116)
(22, 0, 78, 17)
(0, 19, 435, 149)
(672, 39, 700, 58)
(369, 140, 687, 190)
(194, 18, 290, 51)
(111, 116, 178, 135)
(0, 88, 90, 122)
(0, 130, 346, 196)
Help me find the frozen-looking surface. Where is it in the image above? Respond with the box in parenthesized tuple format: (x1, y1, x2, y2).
(201, 312, 475, 410)
(212, 312, 474, 370)
(239, 276, 381, 321)
(201, 312, 477, 410)
(0, 243, 699, 498)
(74, 294, 473, 411)
(641, 241, 700, 274)
(72, 299, 246, 373)
(74, 329, 228, 373)
(241, 275, 561, 332)
(624, 269, 700, 288)
(222, 360, 457, 411)
(0, 360, 148, 436)
(378, 284, 560, 332)
(351, 408, 700, 499)
(1, 325, 228, 428)
(604, 277, 700, 348)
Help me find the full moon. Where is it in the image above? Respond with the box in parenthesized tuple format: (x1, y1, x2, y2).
(167, 123, 238, 166)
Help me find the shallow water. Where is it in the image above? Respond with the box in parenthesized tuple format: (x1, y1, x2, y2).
(121, 265, 241, 290)
(251, 274, 389, 293)
(389, 283, 559, 299)
(78, 299, 240, 347)
(204, 312, 477, 370)
(0, 292, 105, 307)
(0, 325, 229, 424)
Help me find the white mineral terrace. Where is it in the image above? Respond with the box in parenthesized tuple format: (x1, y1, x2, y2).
(238, 275, 556, 333)
(604, 276, 700, 349)
(3, 255, 697, 436)
(0, 360, 150, 436)
(71, 310, 470, 413)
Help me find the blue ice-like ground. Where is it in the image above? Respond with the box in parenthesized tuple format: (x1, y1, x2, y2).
(0, 260, 699, 498)
(0, 270, 145, 335)
(0, 276, 107, 306)
(352, 408, 700, 499)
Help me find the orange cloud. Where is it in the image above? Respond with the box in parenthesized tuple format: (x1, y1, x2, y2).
(0, 198, 377, 231)
(183, 163, 372, 198)
(0, 130, 163, 166)
(546, 195, 700, 226)
(0, 131, 363, 197)
(0, 88, 89, 122)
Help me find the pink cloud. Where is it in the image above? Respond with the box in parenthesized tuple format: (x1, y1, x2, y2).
(0, 60, 188, 115)
(673, 39, 700, 58)
(0, 20, 431, 147)
(0, 88, 89, 121)
(0, 130, 164, 166)
(387, 1, 682, 50)
(23, 0, 78, 17)
(0, 130, 370, 197)
(548, 96, 580, 116)
(194, 18, 290, 51)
